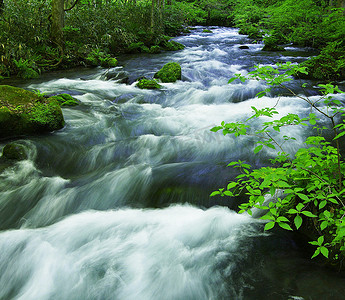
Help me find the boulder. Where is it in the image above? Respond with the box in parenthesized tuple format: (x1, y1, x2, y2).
(136, 78, 161, 89)
(0, 85, 64, 139)
(2, 143, 28, 160)
(102, 69, 130, 83)
(154, 62, 181, 83)
(239, 45, 250, 50)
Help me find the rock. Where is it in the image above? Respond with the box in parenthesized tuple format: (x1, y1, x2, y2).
(2, 143, 28, 160)
(163, 41, 185, 51)
(48, 93, 79, 107)
(0, 85, 64, 139)
(154, 62, 181, 83)
(202, 29, 213, 33)
(136, 78, 161, 89)
(102, 69, 130, 83)
(239, 45, 250, 50)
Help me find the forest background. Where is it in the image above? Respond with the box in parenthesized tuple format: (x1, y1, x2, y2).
(0, 0, 344, 81)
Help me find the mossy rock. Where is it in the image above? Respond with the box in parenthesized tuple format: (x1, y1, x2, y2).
(202, 29, 213, 33)
(101, 57, 118, 68)
(163, 41, 185, 51)
(0, 85, 64, 139)
(2, 143, 28, 160)
(154, 62, 181, 83)
(136, 78, 161, 90)
(49, 93, 79, 107)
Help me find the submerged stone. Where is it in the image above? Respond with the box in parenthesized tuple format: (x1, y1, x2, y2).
(2, 143, 28, 160)
(0, 85, 64, 139)
(202, 29, 213, 33)
(154, 62, 181, 83)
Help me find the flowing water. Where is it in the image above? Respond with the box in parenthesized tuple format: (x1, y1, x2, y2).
(1, 27, 345, 299)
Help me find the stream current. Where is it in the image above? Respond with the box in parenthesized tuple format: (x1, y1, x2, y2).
(1, 27, 345, 299)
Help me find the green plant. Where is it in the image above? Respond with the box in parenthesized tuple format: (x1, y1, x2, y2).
(13, 58, 39, 79)
(211, 62, 345, 263)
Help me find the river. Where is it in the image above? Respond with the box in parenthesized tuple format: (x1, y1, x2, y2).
(1, 27, 345, 300)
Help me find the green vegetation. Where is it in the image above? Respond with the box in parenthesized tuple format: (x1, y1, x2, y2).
(154, 62, 181, 83)
(136, 78, 162, 89)
(0, 0, 227, 79)
(0, 85, 64, 139)
(49, 93, 79, 107)
(211, 63, 345, 267)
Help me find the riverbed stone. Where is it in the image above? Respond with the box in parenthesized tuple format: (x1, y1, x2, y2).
(154, 62, 182, 83)
(239, 45, 250, 50)
(2, 143, 28, 160)
(0, 85, 64, 139)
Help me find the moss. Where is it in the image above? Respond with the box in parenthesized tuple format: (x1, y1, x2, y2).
(136, 78, 161, 89)
(163, 41, 185, 51)
(0, 85, 64, 139)
(154, 62, 182, 83)
(101, 57, 118, 68)
(202, 29, 213, 33)
(49, 94, 79, 107)
(2, 143, 28, 160)
(149, 45, 161, 54)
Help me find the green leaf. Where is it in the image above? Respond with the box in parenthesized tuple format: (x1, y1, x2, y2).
(254, 145, 263, 154)
(301, 211, 317, 218)
(319, 200, 327, 209)
(317, 236, 324, 245)
(277, 181, 290, 188)
(334, 131, 345, 140)
(227, 182, 238, 190)
(294, 215, 303, 229)
(320, 221, 328, 231)
(228, 77, 237, 84)
(210, 191, 220, 197)
(287, 209, 298, 214)
(311, 248, 320, 259)
(278, 222, 293, 231)
(296, 193, 310, 202)
(264, 221, 275, 231)
(277, 216, 290, 222)
(320, 247, 329, 258)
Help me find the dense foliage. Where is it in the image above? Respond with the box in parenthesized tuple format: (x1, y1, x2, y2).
(211, 63, 345, 266)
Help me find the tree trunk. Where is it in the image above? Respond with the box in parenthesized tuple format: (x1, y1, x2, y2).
(51, 0, 65, 46)
(150, 0, 155, 34)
